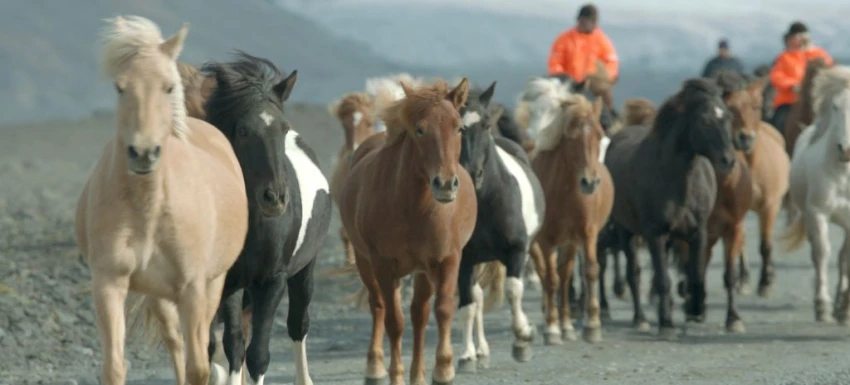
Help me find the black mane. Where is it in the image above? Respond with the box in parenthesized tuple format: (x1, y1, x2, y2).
(201, 50, 287, 135)
(712, 71, 748, 98)
(653, 78, 723, 139)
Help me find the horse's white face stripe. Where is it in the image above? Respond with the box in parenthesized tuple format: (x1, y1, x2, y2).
(462, 111, 481, 127)
(715, 106, 724, 119)
(599, 135, 611, 163)
(260, 110, 274, 127)
(284, 131, 329, 257)
(352, 111, 363, 127)
(495, 146, 540, 238)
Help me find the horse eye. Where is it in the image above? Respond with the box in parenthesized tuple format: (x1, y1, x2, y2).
(114, 83, 123, 94)
(165, 85, 174, 94)
(415, 127, 425, 136)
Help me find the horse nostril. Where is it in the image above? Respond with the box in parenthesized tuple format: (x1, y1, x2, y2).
(431, 177, 442, 190)
(151, 145, 161, 158)
(127, 146, 139, 160)
(263, 188, 278, 204)
(451, 176, 459, 189)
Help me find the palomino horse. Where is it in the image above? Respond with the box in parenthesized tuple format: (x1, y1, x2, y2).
(75, 16, 248, 385)
(529, 94, 614, 344)
(328, 92, 376, 266)
(605, 78, 736, 338)
(338, 79, 477, 385)
(455, 81, 544, 370)
(726, 76, 790, 298)
(783, 65, 850, 324)
(200, 52, 331, 385)
(783, 58, 830, 156)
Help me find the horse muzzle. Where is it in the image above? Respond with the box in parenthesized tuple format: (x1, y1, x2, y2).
(578, 175, 601, 195)
(127, 145, 161, 175)
(431, 175, 459, 204)
(734, 132, 756, 153)
(256, 186, 288, 217)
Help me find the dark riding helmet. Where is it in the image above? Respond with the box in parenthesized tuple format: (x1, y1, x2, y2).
(787, 21, 808, 36)
(577, 4, 599, 21)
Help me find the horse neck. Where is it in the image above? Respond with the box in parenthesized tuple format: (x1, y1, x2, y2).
(655, 130, 698, 175)
(800, 85, 816, 123)
(477, 138, 506, 198)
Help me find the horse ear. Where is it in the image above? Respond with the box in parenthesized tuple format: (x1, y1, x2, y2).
(592, 97, 604, 120)
(447, 78, 470, 109)
(274, 70, 298, 102)
(488, 105, 504, 130)
(399, 81, 414, 97)
(160, 23, 189, 60)
(479, 81, 497, 107)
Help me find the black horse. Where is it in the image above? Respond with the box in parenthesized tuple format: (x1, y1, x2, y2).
(202, 51, 332, 385)
(604, 78, 736, 338)
(456, 81, 546, 371)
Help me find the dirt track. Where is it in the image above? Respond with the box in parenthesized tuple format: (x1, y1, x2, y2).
(2, 106, 850, 385)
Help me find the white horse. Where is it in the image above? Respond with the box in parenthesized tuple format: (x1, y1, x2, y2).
(783, 65, 850, 324)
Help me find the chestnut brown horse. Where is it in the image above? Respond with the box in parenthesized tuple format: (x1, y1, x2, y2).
(338, 79, 477, 385)
(529, 94, 614, 344)
(783, 58, 830, 156)
(328, 92, 377, 265)
(730, 76, 791, 297)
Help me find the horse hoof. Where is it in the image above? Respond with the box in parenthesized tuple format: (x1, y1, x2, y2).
(583, 327, 602, 343)
(544, 331, 563, 345)
(512, 342, 533, 362)
(364, 377, 388, 385)
(518, 324, 537, 343)
(736, 282, 752, 296)
(208, 362, 227, 385)
(457, 357, 477, 374)
(685, 313, 706, 324)
(647, 294, 658, 307)
(563, 328, 578, 342)
(601, 309, 612, 322)
(757, 284, 772, 298)
(634, 320, 651, 332)
(726, 319, 746, 334)
(432, 379, 453, 385)
(816, 310, 836, 324)
(613, 282, 627, 299)
(658, 327, 678, 341)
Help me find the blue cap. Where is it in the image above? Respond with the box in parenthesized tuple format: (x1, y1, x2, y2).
(719, 39, 729, 49)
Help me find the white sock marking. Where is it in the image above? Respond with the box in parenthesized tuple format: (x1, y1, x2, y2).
(462, 111, 481, 127)
(505, 277, 532, 337)
(472, 283, 489, 356)
(210, 362, 228, 385)
(293, 336, 313, 385)
(284, 131, 330, 256)
(458, 303, 477, 360)
(495, 146, 540, 238)
(228, 368, 242, 385)
(260, 110, 274, 127)
(599, 135, 611, 163)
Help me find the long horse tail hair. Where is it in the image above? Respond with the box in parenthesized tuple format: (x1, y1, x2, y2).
(319, 263, 370, 311)
(126, 294, 167, 348)
(477, 261, 507, 313)
(779, 203, 807, 252)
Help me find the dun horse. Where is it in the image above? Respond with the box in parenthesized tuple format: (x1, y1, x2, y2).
(455, 81, 544, 370)
(338, 79, 477, 385)
(328, 92, 376, 266)
(529, 94, 614, 344)
(201, 52, 331, 385)
(782, 58, 830, 156)
(75, 16, 249, 385)
(604, 78, 736, 338)
(783, 65, 850, 324)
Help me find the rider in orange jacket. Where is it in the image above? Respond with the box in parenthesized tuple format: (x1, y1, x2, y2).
(547, 4, 619, 85)
(769, 21, 833, 132)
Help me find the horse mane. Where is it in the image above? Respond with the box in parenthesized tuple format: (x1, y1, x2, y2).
(201, 50, 286, 136)
(653, 78, 723, 138)
(713, 71, 748, 99)
(99, 15, 188, 140)
(623, 98, 656, 126)
(366, 73, 425, 113)
(380, 80, 456, 144)
(808, 65, 850, 144)
(177, 61, 202, 93)
(535, 93, 596, 153)
(328, 92, 375, 120)
(520, 77, 572, 103)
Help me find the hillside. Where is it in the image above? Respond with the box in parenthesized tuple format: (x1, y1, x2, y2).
(0, 0, 408, 125)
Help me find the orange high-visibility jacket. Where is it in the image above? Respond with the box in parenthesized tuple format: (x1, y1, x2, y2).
(547, 27, 619, 83)
(769, 46, 833, 108)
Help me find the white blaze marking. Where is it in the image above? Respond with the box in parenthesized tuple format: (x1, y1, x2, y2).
(715, 106, 724, 119)
(285, 131, 330, 257)
(293, 336, 313, 385)
(259, 110, 274, 127)
(462, 111, 481, 127)
(599, 136, 611, 163)
(352, 111, 363, 127)
(495, 146, 540, 238)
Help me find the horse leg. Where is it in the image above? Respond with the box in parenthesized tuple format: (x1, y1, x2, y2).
(620, 230, 648, 331)
(409, 272, 433, 385)
(285, 259, 316, 385)
(581, 229, 603, 343)
(597, 245, 612, 322)
(805, 212, 834, 323)
(377, 273, 404, 385)
(723, 224, 746, 333)
(557, 242, 579, 342)
(646, 235, 676, 339)
(455, 257, 479, 373)
(533, 241, 562, 345)
(503, 250, 536, 362)
(432, 254, 461, 385)
(341, 227, 355, 266)
(92, 272, 129, 385)
(833, 231, 850, 325)
(472, 281, 489, 367)
(736, 250, 752, 295)
(148, 298, 185, 385)
(612, 249, 627, 300)
(571, 252, 585, 320)
(756, 205, 779, 297)
(528, 242, 549, 318)
(178, 277, 222, 385)
(524, 258, 541, 291)
(683, 227, 708, 325)
(355, 254, 388, 383)
(218, 290, 246, 385)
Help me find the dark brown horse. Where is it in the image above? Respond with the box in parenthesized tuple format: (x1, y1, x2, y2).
(338, 79, 477, 385)
(529, 94, 614, 344)
(783, 57, 830, 156)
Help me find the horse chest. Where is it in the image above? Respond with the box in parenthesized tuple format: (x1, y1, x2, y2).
(494, 146, 540, 239)
(283, 131, 330, 264)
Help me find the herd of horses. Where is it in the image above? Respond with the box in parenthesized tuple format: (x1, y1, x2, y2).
(71, 15, 850, 385)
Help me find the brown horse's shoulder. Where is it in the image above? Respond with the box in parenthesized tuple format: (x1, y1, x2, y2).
(351, 132, 387, 168)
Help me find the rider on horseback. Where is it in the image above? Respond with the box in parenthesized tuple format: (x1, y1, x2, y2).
(769, 21, 833, 132)
(547, 3, 620, 128)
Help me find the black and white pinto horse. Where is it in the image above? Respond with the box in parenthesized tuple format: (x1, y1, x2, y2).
(202, 52, 331, 385)
(457, 81, 546, 371)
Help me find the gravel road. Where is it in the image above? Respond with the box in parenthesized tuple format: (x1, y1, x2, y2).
(1, 107, 849, 385)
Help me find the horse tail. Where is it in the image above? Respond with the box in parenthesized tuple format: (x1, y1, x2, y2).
(126, 294, 164, 348)
(319, 263, 371, 311)
(478, 261, 506, 313)
(780, 205, 807, 252)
